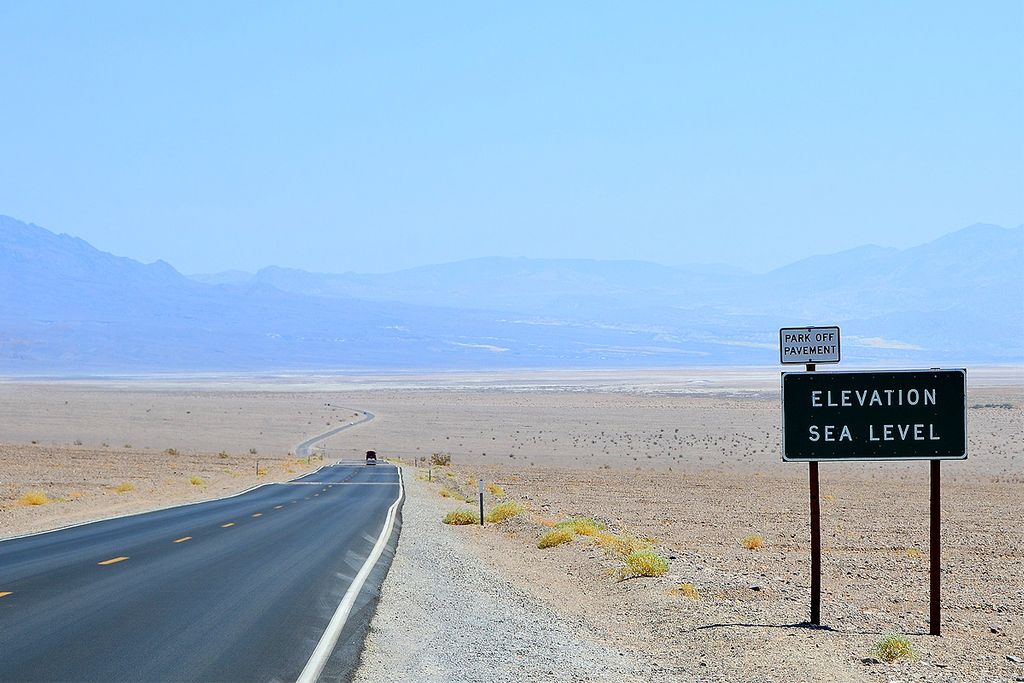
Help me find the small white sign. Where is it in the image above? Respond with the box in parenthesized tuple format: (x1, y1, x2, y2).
(780, 326, 841, 365)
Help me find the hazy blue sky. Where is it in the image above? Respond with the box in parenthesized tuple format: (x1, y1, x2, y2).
(1, 2, 1021, 274)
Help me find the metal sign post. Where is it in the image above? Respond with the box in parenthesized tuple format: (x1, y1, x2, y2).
(805, 362, 821, 626)
(779, 326, 839, 626)
(931, 459, 941, 636)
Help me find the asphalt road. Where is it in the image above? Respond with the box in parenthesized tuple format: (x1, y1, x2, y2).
(0, 462, 403, 682)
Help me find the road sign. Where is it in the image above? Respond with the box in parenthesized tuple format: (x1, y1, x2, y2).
(782, 369, 966, 461)
(780, 326, 841, 364)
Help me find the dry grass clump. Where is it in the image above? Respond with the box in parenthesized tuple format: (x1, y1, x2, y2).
(875, 634, 915, 662)
(485, 500, 523, 523)
(256, 467, 268, 477)
(904, 547, 924, 559)
(439, 487, 457, 498)
(592, 531, 650, 556)
(485, 483, 504, 496)
(538, 528, 575, 549)
(670, 582, 701, 599)
(190, 476, 205, 486)
(740, 534, 764, 550)
(442, 508, 479, 525)
(618, 551, 669, 580)
(113, 482, 135, 493)
(18, 490, 51, 506)
(556, 517, 606, 536)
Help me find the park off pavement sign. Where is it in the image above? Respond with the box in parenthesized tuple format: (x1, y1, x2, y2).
(782, 369, 967, 462)
(779, 326, 841, 365)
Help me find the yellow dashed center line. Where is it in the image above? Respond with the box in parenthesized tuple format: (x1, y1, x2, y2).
(274, 505, 284, 509)
(221, 522, 235, 528)
(252, 513, 262, 518)
(173, 536, 192, 543)
(0, 591, 12, 598)
(98, 556, 129, 566)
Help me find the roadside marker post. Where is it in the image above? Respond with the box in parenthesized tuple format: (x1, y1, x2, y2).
(479, 479, 485, 526)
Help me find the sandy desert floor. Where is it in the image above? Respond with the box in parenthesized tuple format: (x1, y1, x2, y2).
(0, 368, 1020, 681)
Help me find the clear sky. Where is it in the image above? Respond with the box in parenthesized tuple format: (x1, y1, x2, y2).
(1, 2, 1021, 274)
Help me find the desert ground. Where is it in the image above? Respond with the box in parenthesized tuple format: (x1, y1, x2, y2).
(0, 367, 1021, 682)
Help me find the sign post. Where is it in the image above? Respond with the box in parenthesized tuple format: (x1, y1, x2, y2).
(781, 367, 967, 634)
(931, 459, 941, 635)
(780, 327, 840, 626)
(806, 364, 821, 626)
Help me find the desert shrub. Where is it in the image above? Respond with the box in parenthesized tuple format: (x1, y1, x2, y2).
(113, 482, 135, 493)
(465, 478, 477, 487)
(430, 452, 451, 466)
(19, 490, 51, 506)
(485, 500, 523, 523)
(164, 448, 179, 456)
(740, 534, 764, 550)
(593, 532, 651, 556)
(875, 634, 915, 662)
(249, 448, 258, 455)
(619, 551, 669, 580)
(904, 547, 923, 559)
(256, 467, 268, 477)
(439, 488, 456, 498)
(218, 451, 229, 459)
(486, 482, 504, 496)
(538, 528, 575, 549)
(73, 439, 83, 446)
(190, 476, 205, 486)
(556, 517, 606, 536)
(670, 582, 701, 599)
(442, 509, 478, 525)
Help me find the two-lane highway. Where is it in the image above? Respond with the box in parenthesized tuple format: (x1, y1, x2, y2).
(0, 463, 403, 682)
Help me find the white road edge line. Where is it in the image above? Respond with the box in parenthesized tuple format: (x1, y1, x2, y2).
(0, 413, 376, 544)
(296, 464, 405, 683)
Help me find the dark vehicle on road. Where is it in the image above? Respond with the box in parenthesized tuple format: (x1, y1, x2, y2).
(365, 450, 377, 466)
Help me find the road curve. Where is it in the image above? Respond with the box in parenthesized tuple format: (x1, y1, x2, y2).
(294, 409, 375, 458)
(0, 416, 402, 683)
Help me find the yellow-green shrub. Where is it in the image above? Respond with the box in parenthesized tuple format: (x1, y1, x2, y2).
(875, 634, 915, 662)
(619, 551, 669, 580)
(443, 509, 478, 525)
(740, 534, 764, 550)
(18, 490, 50, 506)
(485, 500, 523, 523)
(555, 517, 606, 536)
(538, 528, 574, 548)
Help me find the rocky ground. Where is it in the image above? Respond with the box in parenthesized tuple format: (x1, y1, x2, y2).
(1, 373, 1020, 681)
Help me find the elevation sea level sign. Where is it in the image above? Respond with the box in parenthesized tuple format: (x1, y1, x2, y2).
(780, 326, 840, 364)
(782, 369, 967, 462)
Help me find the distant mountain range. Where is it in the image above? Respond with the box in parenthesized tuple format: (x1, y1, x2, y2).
(1, 214, 1021, 374)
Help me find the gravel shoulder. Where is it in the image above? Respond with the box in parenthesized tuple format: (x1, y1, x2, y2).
(351, 471, 649, 683)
